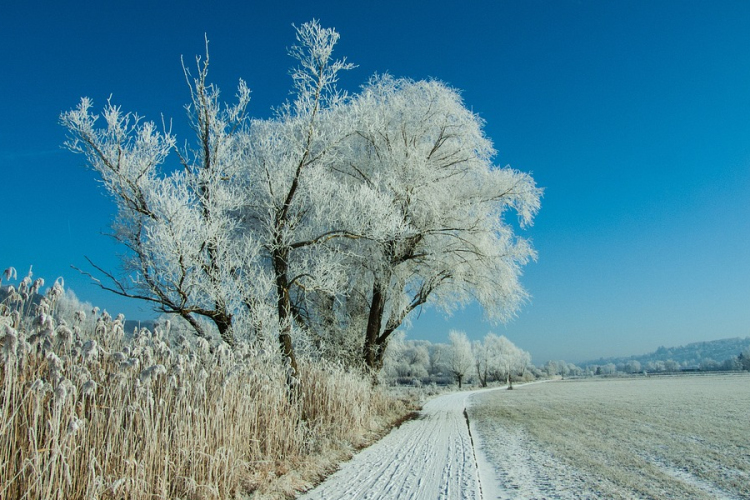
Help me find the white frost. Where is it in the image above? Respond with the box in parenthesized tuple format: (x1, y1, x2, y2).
(299, 390, 488, 500)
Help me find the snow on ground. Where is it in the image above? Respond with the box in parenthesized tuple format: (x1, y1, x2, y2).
(468, 407, 604, 500)
(300, 376, 750, 499)
(298, 389, 488, 500)
(469, 375, 750, 499)
(298, 383, 566, 500)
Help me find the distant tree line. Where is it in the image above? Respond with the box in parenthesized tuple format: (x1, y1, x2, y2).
(380, 335, 750, 389)
(581, 338, 750, 376)
(381, 332, 538, 388)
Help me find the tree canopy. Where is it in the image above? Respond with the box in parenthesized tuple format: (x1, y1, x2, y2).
(62, 21, 541, 378)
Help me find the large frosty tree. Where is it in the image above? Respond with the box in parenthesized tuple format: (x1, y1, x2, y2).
(62, 21, 541, 378)
(342, 76, 541, 370)
(235, 22, 363, 376)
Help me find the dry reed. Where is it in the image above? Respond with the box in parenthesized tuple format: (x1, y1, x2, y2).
(0, 271, 410, 499)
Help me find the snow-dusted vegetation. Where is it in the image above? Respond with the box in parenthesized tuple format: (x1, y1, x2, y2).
(380, 331, 536, 388)
(470, 375, 750, 499)
(0, 269, 410, 499)
(2, 20, 541, 500)
(59, 20, 540, 378)
(582, 337, 750, 374)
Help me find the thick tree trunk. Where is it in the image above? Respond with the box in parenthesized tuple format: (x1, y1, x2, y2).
(213, 311, 235, 347)
(373, 336, 389, 370)
(363, 279, 386, 370)
(273, 248, 299, 379)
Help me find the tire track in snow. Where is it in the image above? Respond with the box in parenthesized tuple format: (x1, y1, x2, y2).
(299, 390, 487, 500)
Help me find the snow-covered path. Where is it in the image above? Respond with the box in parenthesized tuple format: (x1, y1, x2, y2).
(299, 390, 489, 500)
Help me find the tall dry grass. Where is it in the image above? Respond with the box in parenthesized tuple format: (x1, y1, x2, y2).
(0, 270, 410, 499)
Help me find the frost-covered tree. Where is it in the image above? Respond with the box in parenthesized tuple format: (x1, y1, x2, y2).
(61, 22, 361, 374)
(236, 21, 361, 376)
(381, 334, 431, 382)
(722, 356, 743, 371)
(62, 21, 541, 379)
(625, 359, 642, 374)
(566, 362, 583, 377)
(557, 360, 571, 379)
(664, 359, 680, 372)
(544, 360, 562, 377)
(473, 339, 490, 387)
(445, 330, 475, 389)
(61, 48, 254, 347)
(485, 333, 530, 389)
(739, 348, 750, 371)
(343, 76, 541, 370)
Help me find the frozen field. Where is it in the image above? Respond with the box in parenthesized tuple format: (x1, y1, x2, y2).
(469, 374, 750, 499)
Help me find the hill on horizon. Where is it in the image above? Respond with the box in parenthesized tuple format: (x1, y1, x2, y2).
(582, 336, 750, 370)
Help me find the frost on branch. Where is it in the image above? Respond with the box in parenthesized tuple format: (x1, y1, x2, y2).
(61, 21, 541, 378)
(338, 75, 542, 370)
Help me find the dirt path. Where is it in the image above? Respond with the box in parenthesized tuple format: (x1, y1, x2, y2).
(298, 390, 490, 500)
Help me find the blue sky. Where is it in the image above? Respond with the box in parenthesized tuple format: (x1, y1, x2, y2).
(2, 1, 749, 363)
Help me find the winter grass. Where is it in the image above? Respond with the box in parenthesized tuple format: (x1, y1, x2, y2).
(470, 375, 750, 499)
(0, 272, 411, 500)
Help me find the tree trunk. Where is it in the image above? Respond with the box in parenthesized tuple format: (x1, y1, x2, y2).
(181, 312, 210, 341)
(273, 248, 299, 379)
(213, 311, 235, 347)
(363, 279, 386, 370)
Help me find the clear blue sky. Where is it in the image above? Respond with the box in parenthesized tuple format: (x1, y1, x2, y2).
(2, 1, 749, 363)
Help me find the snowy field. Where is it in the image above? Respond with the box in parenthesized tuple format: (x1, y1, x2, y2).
(470, 374, 750, 499)
(298, 374, 749, 499)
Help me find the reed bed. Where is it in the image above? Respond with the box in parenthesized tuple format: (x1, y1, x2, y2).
(0, 272, 410, 499)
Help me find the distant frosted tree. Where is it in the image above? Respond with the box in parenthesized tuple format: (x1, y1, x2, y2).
(445, 331, 475, 389)
(566, 362, 583, 377)
(544, 360, 559, 377)
(429, 343, 448, 378)
(664, 359, 680, 372)
(699, 358, 720, 371)
(603, 363, 617, 375)
(473, 339, 490, 387)
(625, 360, 642, 374)
(382, 335, 431, 382)
(485, 333, 530, 389)
(739, 348, 750, 371)
(723, 356, 743, 371)
(557, 360, 571, 379)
